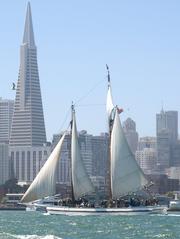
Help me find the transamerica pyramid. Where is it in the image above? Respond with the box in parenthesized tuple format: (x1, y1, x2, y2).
(10, 2, 46, 146)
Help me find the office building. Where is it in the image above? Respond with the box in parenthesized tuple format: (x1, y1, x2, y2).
(138, 137, 156, 151)
(9, 3, 46, 147)
(136, 148, 157, 174)
(156, 109, 178, 145)
(9, 3, 48, 183)
(0, 98, 14, 143)
(156, 109, 178, 171)
(123, 118, 138, 154)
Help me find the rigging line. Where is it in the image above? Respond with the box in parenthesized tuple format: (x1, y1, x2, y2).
(76, 103, 105, 107)
(57, 106, 71, 134)
(74, 79, 105, 105)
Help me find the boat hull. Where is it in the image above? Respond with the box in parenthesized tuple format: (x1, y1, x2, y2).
(46, 206, 166, 216)
(168, 200, 180, 211)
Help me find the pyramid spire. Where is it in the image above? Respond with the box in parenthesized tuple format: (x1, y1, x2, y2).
(23, 2, 35, 47)
(10, 2, 46, 146)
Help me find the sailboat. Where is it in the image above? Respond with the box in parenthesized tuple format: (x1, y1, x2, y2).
(21, 67, 166, 215)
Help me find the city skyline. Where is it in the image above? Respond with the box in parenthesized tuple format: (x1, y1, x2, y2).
(1, 1, 180, 140)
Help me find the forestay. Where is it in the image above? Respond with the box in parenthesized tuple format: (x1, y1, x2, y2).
(71, 111, 95, 200)
(21, 132, 66, 203)
(110, 108, 148, 199)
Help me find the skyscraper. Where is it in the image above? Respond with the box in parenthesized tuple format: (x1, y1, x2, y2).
(0, 98, 14, 143)
(9, 2, 46, 147)
(156, 109, 178, 145)
(9, 3, 50, 183)
(0, 98, 14, 183)
(123, 118, 138, 154)
(156, 109, 178, 171)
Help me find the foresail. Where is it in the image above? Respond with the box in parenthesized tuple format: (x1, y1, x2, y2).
(106, 84, 114, 123)
(21, 132, 66, 203)
(71, 111, 95, 200)
(111, 109, 148, 199)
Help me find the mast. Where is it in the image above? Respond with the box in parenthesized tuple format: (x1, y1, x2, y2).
(106, 64, 113, 200)
(70, 102, 75, 203)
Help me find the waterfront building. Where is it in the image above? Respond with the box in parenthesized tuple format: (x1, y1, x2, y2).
(148, 173, 179, 194)
(123, 118, 138, 154)
(9, 3, 48, 183)
(0, 98, 14, 143)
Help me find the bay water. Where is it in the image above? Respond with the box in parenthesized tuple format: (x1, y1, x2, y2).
(0, 211, 180, 239)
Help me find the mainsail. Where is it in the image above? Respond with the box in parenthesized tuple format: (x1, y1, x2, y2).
(71, 109, 95, 200)
(110, 108, 148, 199)
(21, 132, 66, 203)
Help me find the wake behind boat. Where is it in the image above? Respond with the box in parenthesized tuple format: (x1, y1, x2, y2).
(21, 66, 167, 215)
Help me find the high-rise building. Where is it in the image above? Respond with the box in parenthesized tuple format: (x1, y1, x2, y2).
(52, 130, 109, 189)
(136, 137, 157, 174)
(156, 109, 178, 171)
(136, 148, 157, 175)
(138, 137, 156, 151)
(0, 98, 14, 143)
(78, 130, 93, 177)
(123, 118, 138, 154)
(9, 2, 46, 147)
(9, 3, 49, 183)
(52, 130, 94, 184)
(92, 133, 109, 178)
(172, 140, 180, 167)
(156, 109, 178, 145)
(156, 129, 171, 170)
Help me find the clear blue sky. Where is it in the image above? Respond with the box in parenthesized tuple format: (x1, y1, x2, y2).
(1, 1, 180, 140)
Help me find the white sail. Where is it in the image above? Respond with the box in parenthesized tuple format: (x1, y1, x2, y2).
(111, 108, 148, 199)
(21, 132, 66, 203)
(106, 83, 114, 122)
(71, 111, 95, 200)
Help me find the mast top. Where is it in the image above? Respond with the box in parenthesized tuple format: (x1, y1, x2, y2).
(106, 64, 110, 86)
(71, 101, 75, 113)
